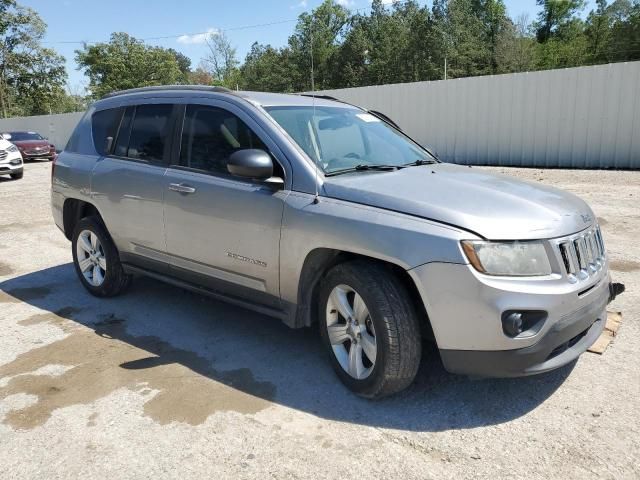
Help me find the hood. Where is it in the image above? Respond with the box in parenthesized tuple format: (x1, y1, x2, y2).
(0, 139, 12, 150)
(12, 139, 52, 148)
(322, 163, 595, 240)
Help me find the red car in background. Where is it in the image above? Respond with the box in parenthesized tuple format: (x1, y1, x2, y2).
(1, 131, 56, 161)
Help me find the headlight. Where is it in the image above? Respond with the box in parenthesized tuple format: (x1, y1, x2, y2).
(7, 144, 19, 153)
(461, 240, 552, 276)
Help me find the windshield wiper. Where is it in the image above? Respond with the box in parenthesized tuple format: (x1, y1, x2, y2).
(401, 159, 437, 167)
(326, 164, 400, 176)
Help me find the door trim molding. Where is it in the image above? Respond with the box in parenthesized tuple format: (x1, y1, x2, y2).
(131, 243, 267, 292)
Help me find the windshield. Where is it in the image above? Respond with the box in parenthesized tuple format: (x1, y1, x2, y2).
(6, 131, 44, 141)
(264, 106, 434, 174)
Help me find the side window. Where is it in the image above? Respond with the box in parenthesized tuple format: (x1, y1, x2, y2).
(113, 106, 134, 157)
(179, 105, 268, 174)
(114, 104, 173, 163)
(91, 107, 123, 156)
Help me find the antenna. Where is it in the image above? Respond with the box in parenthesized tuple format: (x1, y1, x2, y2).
(310, 25, 320, 204)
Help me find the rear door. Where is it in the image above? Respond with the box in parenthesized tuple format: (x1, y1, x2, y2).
(91, 103, 177, 270)
(162, 100, 289, 306)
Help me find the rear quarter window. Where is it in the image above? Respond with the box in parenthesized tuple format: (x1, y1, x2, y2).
(91, 108, 124, 156)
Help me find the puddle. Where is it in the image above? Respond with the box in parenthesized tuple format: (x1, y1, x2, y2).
(609, 259, 640, 272)
(0, 312, 276, 430)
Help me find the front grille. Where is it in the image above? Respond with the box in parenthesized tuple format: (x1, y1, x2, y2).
(557, 226, 605, 281)
(0, 150, 7, 161)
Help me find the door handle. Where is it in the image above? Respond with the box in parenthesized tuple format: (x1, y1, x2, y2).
(168, 183, 196, 194)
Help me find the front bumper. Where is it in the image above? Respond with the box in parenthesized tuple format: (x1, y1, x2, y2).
(21, 151, 55, 161)
(409, 256, 613, 377)
(0, 151, 23, 174)
(439, 285, 608, 377)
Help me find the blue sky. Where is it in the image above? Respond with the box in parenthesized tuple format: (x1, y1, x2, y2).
(21, 0, 596, 89)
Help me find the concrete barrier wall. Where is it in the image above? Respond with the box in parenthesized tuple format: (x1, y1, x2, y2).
(0, 112, 84, 151)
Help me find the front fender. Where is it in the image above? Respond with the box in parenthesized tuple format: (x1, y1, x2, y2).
(279, 192, 472, 306)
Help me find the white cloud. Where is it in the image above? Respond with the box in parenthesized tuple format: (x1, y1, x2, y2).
(337, 0, 355, 6)
(177, 28, 219, 45)
(290, 0, 307, 9)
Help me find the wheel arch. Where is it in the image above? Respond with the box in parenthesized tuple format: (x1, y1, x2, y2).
(294, 248, 435, 340)
(62, 198, 104, 240)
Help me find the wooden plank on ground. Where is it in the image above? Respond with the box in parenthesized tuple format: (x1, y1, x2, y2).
(588, 311, 623, 354)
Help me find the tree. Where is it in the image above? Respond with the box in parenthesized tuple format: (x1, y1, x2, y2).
(167, 48, 192, 82)
(494, 14, 537, 73)
(288, 0, 350, 91)
(188, 67, 214, 86)
(607, 0, 640, 61)
(535, 0, 586, 42)
(0, 0, 68, 117)
(442, 0, 492, 78)
(201, 32, 239, 87)
(239, 42, 295, 92)
(75, 32, 184, 99)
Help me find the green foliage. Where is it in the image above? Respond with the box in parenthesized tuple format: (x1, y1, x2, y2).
(200, 32, 240, 88)
(5, 0, 640, 117)
(0, 0, 68, 117)
(75, 32, 185, 99)
(232, 0, 640, 91)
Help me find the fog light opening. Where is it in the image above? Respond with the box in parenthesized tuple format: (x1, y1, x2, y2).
(501, 310, 547, 338)
(503, 312, 524, 337)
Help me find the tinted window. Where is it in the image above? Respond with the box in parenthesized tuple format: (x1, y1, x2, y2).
(123, 104, 173, 162)
(65, 124, 82, 153)
(179, 105, 267, 174)
(113, 107, 134, 157)
(91, 108, 123, 155)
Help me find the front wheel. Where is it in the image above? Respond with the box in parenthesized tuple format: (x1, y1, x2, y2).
(318, 260, 422, 398)
(71, 216, 131, 297)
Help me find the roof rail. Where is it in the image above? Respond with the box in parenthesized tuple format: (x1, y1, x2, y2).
(298, 94, 346, 103)
(101, 85, 234, 100)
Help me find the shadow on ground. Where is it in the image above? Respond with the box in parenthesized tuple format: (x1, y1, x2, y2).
(0, 263, 575, 432)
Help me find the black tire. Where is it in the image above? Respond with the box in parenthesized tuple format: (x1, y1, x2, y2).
(10, 171, 23, 180)
(71, 216, 131, 297)
(318, 260, 422, 398)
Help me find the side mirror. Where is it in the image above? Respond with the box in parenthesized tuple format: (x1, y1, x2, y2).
(1, 133, 11, 140)
(227, 149, 273, 180)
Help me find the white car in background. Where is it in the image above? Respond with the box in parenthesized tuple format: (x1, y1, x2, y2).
(0, 135, 24, 180)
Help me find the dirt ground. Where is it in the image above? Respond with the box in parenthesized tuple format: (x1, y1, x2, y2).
(0, 162, 638, 479)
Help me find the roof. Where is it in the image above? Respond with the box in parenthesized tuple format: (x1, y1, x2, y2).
(99, 85, 359, 109)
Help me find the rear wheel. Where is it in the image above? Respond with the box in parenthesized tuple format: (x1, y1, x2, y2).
(318, 260, 422, 398)
(71, 216, 131, 297)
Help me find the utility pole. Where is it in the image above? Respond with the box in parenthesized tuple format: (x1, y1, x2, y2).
(444, 57, 447, 81)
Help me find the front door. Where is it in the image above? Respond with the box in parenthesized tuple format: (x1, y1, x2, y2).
(163, 102, 288, 307)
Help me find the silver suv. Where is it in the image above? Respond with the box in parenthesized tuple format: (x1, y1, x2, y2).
(52, 86, 621, 398)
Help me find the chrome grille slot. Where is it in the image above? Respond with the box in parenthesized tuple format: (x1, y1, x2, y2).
(0, 150, 7, 161)
(556, 226, 606, 282)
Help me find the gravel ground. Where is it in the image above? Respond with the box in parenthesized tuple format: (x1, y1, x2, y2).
(0, 162, 638, 479)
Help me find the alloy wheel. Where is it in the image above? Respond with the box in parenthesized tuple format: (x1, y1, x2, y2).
(76, 229, 107, 287)
(325, 284, 377, 380)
